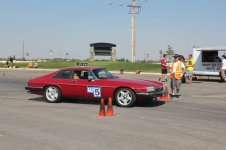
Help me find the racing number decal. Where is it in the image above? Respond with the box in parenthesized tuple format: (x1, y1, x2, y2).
(87, 86, 101, 98)
(94, 88, 101, 97)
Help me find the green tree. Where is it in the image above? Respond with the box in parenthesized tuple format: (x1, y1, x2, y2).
(166, 45, 174, 61)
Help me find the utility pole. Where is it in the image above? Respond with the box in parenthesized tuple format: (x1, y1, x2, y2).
(128, 0, 141, 63)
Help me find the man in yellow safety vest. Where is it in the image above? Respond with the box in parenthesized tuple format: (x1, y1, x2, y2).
(169, 54, 186, 97)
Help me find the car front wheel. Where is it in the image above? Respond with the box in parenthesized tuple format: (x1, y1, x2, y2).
(44, 86, 62, 103)
(115, 88, 136, 107)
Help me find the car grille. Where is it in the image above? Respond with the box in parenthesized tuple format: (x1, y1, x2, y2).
(155, 87, 163, 92)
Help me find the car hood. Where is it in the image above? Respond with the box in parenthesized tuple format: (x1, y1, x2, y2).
(109, 78, 163, 88)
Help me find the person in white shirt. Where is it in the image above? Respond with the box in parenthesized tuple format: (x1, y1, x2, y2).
(221, 55, 226, 81)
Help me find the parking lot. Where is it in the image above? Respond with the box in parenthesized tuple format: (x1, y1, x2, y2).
(0, 69, 226, 150)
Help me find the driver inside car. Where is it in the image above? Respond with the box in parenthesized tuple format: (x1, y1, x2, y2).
(73, 72, 80, 80)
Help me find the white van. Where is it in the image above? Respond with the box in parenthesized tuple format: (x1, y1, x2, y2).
(193, 47, 226, 81)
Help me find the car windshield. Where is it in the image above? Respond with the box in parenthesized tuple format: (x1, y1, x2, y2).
(92, 68, 116, 79)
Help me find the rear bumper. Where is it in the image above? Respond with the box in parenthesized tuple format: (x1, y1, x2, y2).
(25, 86, 43, 94)
(193, 71, 220, 76)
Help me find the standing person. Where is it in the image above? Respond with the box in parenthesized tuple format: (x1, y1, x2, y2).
(9, 56, 14, 67)
(186, 54, 195, 84)
(158, 54, 168, 82)
(221, 55, 226, 81)
(5, 59, 9, 68)
(169, 54, 186, 97)
(179, 55, 186, 83)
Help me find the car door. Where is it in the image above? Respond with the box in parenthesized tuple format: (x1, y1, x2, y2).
(52, 69, 110, 99)
(75, 71, 102, 99)
(80, 69, 115, 100)
(51, 69, 89, 98)
(52, 70, 99, 99)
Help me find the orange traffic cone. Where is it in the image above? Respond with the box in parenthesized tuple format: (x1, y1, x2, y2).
(107, 97, 115, 116)
(160, 86, 170, 101)
(97, 98, 106, 118)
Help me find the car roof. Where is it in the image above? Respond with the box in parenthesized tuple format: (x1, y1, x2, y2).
(60, 66, 104, 71)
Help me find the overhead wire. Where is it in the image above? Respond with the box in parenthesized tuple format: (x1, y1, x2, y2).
(43, 0, 132, 38)
(40, 0, 131, 25)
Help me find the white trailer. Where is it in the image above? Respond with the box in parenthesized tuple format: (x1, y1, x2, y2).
(193, 47, 226, 81)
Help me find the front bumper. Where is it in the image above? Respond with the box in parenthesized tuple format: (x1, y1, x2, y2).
(25, 86, 43, 94)
(136, 90, 165, 97)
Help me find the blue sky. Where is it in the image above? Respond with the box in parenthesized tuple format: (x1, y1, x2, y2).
(0, 0, 226, 61)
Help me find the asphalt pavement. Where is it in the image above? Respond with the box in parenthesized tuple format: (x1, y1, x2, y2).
(0, 69, 226, 150)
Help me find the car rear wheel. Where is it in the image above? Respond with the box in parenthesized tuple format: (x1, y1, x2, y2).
(115, 88, 136, 107)
(44, 86, 62, 103)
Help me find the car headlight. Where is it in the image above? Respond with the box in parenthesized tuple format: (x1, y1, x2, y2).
(147, 86, 155, 92)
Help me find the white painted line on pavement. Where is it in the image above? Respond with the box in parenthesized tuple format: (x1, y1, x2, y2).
(0, 96, 17, 99)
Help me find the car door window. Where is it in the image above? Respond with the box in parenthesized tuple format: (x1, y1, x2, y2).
(93, 68, 113, 79)
(97, 70, 108, 79)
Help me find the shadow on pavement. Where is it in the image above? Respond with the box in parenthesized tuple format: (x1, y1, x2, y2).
(63, 98, 100, 105)
(136, 100, 165, 107)
(28, 97, 100, 106)
(28, 97, 44, 102)
(28, 97, 165, 107)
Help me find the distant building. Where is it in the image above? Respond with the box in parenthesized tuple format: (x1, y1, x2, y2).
(89, 42, 116, 61)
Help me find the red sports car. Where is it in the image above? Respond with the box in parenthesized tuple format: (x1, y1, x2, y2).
(25, 66, 165, 107)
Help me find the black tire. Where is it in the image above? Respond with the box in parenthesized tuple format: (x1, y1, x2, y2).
(44, 86, 62, 103)
(219, 72, 226, 82)
(192, 76, 198, 81)
(220, 76, 226, 82)
(115, 88, 136, 107)
(219, 72, 225, 82)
